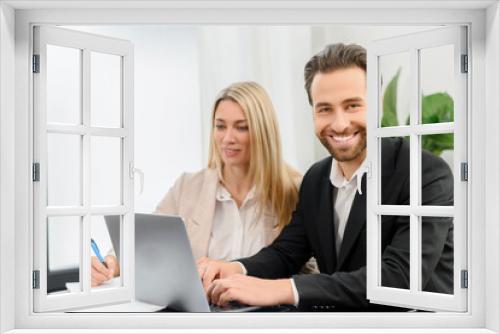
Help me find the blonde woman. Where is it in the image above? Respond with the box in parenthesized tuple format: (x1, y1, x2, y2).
(155, 81, 301, 261)
(91, 81, 314, 287)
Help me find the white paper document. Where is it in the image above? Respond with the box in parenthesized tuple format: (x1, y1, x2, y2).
(65, 276, 121, 293)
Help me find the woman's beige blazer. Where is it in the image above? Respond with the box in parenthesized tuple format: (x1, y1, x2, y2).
(154, 168, 281, 260)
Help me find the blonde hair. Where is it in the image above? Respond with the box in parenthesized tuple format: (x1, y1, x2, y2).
(207, 81, 300, 230)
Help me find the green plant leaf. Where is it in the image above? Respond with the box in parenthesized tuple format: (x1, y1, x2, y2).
(421, 133, 454, 156)
(420, 92, 454, 155)
(421, 92, 454, 124)
(381, 68, 401, 127)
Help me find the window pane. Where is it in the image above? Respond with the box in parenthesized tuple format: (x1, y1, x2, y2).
(91, 52, 122, 128)
(380, 137, 410, 205)
(46, 45, 81, 125)
(47, 216, 81, 294)
(421, 134, 454, 206)
(380, 215, 410, 290)
(91, 136, 122, 206)
(47, 133, 81, 206)
(419, 45, 454, 125)
(421, 216, 454, 295)
(90, 215, 122, 290)
(379, 52, 411, 128)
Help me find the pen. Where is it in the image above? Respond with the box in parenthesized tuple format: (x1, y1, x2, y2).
(91, 238, 108, 268)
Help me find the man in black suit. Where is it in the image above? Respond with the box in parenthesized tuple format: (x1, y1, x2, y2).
(197, 43, 454, 311)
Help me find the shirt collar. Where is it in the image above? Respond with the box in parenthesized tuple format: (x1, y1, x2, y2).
(329, 157, 367, 195)
(216, 182, 256, 203)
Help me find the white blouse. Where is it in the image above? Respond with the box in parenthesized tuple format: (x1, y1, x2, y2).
(207, 183, 275, 261)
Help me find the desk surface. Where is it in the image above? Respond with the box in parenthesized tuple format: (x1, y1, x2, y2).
(70, 302, 295, 313)
(70, 300, 165, 313)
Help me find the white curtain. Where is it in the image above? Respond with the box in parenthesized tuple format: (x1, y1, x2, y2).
(196, 26, 318, 174)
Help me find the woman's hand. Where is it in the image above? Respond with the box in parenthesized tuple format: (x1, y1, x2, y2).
(91, 255, 120, 287)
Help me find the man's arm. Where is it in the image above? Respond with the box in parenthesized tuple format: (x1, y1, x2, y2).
(293, 267, 368, 309)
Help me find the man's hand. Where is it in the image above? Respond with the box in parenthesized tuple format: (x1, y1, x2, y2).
(91, 255, 120, 287)
(196, 257, 243, 293)
(207, 274, 294, 307)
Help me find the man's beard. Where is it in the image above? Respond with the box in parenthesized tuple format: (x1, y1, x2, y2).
(319, 128, 367, 162)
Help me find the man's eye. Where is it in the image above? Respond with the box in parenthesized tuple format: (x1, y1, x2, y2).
(317, 108, 330, 114)
(347, 104, 361, 111)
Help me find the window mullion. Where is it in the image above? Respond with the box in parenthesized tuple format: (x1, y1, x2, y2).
(121, 49, 134, 297)
(45, 206, 127, 216)
(374, 122, 454, 138)
(81, 48, 91, 294)
(374, 205, 454, 216)
(409, 47, 421, 293)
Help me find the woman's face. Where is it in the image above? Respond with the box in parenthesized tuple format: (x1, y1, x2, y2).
(213, 99, 251, 170)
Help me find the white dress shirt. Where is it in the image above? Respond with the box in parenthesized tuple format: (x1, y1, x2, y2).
(289, 158, 367, 306)
(208, 183, 274, 261)
(330, 157, 367, 257)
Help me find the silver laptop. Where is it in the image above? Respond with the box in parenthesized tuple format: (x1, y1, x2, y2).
(105, 213, 258, 312)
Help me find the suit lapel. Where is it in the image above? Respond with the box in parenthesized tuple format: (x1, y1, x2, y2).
(337, 174, 366, 270)
(317, 175, 337, 274)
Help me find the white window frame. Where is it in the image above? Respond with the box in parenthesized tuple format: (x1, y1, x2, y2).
(32, 26, 135, 312)
(0, 1, 498, 333)
(366, 25, 468, 312)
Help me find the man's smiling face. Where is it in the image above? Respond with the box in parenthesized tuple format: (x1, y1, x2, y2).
(311, 67, 367, 162)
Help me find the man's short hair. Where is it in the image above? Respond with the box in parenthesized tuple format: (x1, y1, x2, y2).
(304, 43, 367, 105)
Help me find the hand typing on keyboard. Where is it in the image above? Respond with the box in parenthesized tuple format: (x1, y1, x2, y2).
(206, 274, 295, 308)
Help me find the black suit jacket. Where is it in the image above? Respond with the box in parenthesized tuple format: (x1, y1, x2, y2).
(239, 137, 454, 311)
